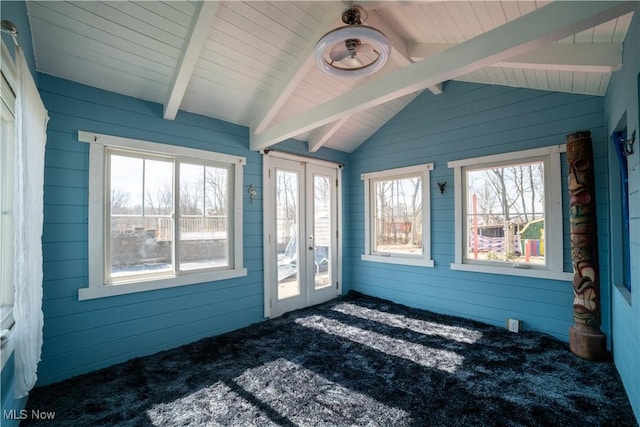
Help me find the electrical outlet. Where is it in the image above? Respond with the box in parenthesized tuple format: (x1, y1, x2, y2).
(507, 318, 521, 333)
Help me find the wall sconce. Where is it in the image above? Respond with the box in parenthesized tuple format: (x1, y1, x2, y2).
(437, 181, 446, 194)
(619, 130, 636, 156)
(248, 184, 257, 204)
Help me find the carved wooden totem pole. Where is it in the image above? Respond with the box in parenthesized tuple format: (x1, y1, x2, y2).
(566, 131, 606, 361)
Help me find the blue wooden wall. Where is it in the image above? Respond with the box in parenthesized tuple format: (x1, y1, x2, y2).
(37, 74, 264, 385)
(345, 81, 610, 343)
(0, 0, 637, 424)
(604, 11, 640, 421)
(35, 74, 348, 387)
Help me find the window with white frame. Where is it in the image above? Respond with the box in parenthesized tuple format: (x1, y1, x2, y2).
(79, 131, 247, 300)
(449, 145, 572, 281)
(1, 71, 16, 335)
(361, 163, 434, 267)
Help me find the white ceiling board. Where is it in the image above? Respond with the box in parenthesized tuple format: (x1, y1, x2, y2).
(34, 47, 170, 103)
(31, 2, 181, 55)
(24, 1, 637, 154)
(206, 19, 296, 70)
(27, 3, 177, 68)
(185, 1, 345, 134)
(199, 39, 285, 85)
(181, 86, 261, 126)
(188, 70, 272, 100)
(35, 33, 171, 86)
(274, 57, 410, 138)
(321, 92, 421, 153)
(28, 15, 175, 78)
(458, 67, 611, 97)
(216, 2, 308, 53)
(27, 0, 194, 105)
(251, 2, 345, 134)
(71, 1, 187, 47)
(132, 1, 195, 29)
(612, 12, 635, 42)
(268, 65, 359, 128)
(183, 75, 267, 108)
(250, 1, 637, 150)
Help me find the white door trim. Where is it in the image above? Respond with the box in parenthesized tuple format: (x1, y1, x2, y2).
(262, 151, 342, 318)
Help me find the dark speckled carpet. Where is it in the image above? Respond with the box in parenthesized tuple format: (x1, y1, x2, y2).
(24, 292, 637, 426)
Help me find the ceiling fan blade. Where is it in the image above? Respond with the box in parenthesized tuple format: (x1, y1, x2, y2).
(341, 55, 364, 69)
(356, 43, 377, 56)
(329, 43, 350, 62)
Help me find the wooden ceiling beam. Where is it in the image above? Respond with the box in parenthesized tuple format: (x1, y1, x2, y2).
(409, 42, 623, 73)
(251, 5, 345, 135)
(163, 1, 219, 120)
(308, 117, 351, 152)
(250, 1, 636, 151)
(493, 43, 623, 73)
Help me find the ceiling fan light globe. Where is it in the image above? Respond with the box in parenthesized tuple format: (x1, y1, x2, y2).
(314, 25, 390, 78)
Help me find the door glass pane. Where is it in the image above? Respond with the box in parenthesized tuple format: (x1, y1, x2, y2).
(179, 163, 230, 271)
(276, 169, 300, 299)
(109, 154, 173, 280)
(314, 175, 331, 289)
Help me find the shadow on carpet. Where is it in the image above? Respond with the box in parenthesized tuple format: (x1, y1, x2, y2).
(24, 292, 637, 426)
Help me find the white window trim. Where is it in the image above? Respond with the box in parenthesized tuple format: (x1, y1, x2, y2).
(78, 131, 247, 300)
(361, 163, 434, 268)
(448, 144, 573, 281)
(1, 39, 17, 370)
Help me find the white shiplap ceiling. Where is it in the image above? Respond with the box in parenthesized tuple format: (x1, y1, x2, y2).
(26, 1, 637, 153)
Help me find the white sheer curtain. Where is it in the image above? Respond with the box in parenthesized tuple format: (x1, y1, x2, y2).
(13, 46, 49, 398)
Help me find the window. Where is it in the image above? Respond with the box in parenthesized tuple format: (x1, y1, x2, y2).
(361, 163, 434, 267)
(1, 71, 16, 336)
(79, 131, 247, 300)
(612, 129, 631, 296)
(1, 39, 18, 370)
(449, 146, 572, 281)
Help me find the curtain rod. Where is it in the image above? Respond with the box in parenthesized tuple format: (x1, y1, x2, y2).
(261, 148, 344, 169)
(1, 20, 19, 48)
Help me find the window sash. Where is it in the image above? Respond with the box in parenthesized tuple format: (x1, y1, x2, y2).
(176, 161, 233, 273)
(0, 71, 16, 331)
(371, 174, 423, 257)
(79, 131, 246, 300)
(449, 145, 570, 280)
(105, 149, 236, 284)
(362, 163, 434, 267)
(461, 157, 547, 268)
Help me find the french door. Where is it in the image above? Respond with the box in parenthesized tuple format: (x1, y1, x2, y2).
(263, 153, 341, 318)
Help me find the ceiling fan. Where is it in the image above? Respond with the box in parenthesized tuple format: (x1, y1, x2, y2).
(314, 6, 391, 78)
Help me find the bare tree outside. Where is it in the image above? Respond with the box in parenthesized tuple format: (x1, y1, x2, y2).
(109, 154, 231, 278)
(466, 160, 545, 264)
(277, 170, 298, 245)
(374, 176, 422, 254)
(144, 184, 172, 216)
(111, 188, 131, 215)
(205, 166, 228, 215)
